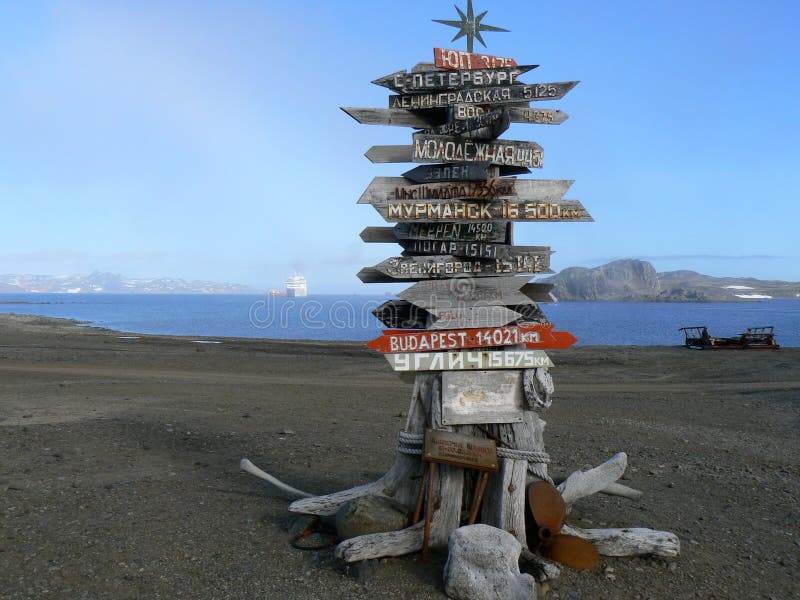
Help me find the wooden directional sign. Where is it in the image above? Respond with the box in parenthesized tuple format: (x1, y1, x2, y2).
(521, 282, 557, 303)
(442, 371, 524, 425)
(372, 66, 537, 93)
(398, 276, 533, 307)
(385, 349, 553, 372)
(358, 177, 572, 204)
(422, 108, 509, 139)
(426, 306, 522, 330)
(422, 429, 499, 471)
(360, 222, 510, 244)
(341, 106, 435, 128)
(358, 255, 552, 283)
(365, 139, 544, 169)
(412, 135, 543, 169)
(341, 106, 566, 128)
(364, 198, 592, 223)
(507, 107, 569, 125)
(402, 162, 530, 183)
(401, 240, 551, 262)
(388, 82, 579, 110)
(367, 324, 577, 354)
(434, 48, 518, 70)
(372, 299, 429, 329)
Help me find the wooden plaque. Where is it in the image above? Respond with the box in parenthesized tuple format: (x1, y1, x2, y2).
(402, 163, 530, 183)
(358, 177, 573, 204)
(357, 254, 552, 283)
(384, 349, 553, 372)
(411, 134, 543, 169)
(373, 65, 536, 93)
(359, 222, 510, 244)
(426, 305, 523, 330)
(434, 48, 518, 70)
(423, 429, 499, 471)
(365, 198, 590, 223)
(389, 81, 578, 110)
(441, 370, 525, 425)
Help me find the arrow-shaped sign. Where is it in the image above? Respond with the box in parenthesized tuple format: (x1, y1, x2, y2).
(372, 65, 537, 93)
(401, 162, 530, 183)
(422, 108, 510, 139)
(372, 299, 430, 329)
(341, 106, 567, 127)
(360, 222, 510, 244)
(388, 81, 579, 110)
(358, 254, 553, 283)
(398, 276, 535, 309)
(363, 197, 592, 223)
(412, 134, 543, 168)
(401, 240, 552, 262)
(434, 48, 518, 70)
(425, 305, 523, 330)
(367, 323, 577, 353)
(358, 177, 573, 205)
(385, 349, 553, 372)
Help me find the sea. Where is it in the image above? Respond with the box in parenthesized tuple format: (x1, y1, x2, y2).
(0, 293, 798, 347)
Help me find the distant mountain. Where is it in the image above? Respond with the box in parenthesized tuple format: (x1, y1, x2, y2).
(540, 259, 800, 302)
(0, 271, 260, 294)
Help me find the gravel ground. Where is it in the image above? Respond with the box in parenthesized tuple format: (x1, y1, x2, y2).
(1, 314, 798, 599)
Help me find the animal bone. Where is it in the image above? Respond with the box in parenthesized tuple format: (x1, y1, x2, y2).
(240, 458, 312, 499)
(557, 452, 627, 506)
(560, 525, 680, 558)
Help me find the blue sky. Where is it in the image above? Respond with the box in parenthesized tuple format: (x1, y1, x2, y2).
(0, 0, 798, 292)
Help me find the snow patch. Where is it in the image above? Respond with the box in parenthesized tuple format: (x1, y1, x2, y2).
(724, 285, 753, 290)
(735, 294, 772, 299)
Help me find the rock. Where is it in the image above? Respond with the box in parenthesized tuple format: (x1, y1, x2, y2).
(335, 495, 410, 540)
(288, 513, 319, 538)
(290, 532, 338, 550)
(444, 524, 537, 600)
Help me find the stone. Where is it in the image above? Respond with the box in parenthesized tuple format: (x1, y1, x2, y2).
(335, 495, 410, 540)
(444, 524, 537, 600)
(288, 513, 319, 538)
(344, 558, 379, 582)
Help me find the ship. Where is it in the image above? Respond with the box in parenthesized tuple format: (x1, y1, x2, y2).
(285, 274, 308, 297)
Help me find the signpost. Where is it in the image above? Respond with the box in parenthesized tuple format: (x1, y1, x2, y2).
(358, 177, 573, 204)
(341, 106, 568, 128)
(372, 65, 537, 93)
(357, 254, 553, 283)
(402, 162, 530, 183)
(384, 349, 553, 372)
(366, 323, 578, 353)
(360, 222, 510, 244)
(363, 197, 592, 223)
(389, 81, 578, 110)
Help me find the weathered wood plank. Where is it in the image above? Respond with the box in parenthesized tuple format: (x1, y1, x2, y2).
(399, 276, 532, 307)
(371, 299, 429, 329)
(402, 163, 530, 183)
(401, 240, 551, 261)
(506, 106, 569, 125)
(372, 65, 537, 93)
(366, 137, 545, 168)
(412, 135, 543, 169)
(358, 176, 572, 204)
(434, 48, 518, 70)
(422, 429, 499, 471)
(389, 82, 579, 109)
(364, 197, 592, 223)
(422, 108, 509, 138)
(358, 255, 553, 283)
(359, 222, 510, 244)
(426, 306, 523, 330)
(441, 371, 525, 425)
(385, 349, 553, 372)
(341, 107, 434, 127)
(521, 282, 556, 303)
(366, 324, 572, 353)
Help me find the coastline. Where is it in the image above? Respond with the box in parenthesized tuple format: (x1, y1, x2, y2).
(1, 314, 798, 598)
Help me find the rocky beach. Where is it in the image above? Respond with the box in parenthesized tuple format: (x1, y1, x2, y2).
(1, 314, 798, 599)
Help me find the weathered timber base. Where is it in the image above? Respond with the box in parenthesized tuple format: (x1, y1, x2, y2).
(285, 370, 680, 566)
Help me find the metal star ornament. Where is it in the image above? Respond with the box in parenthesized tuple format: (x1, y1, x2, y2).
(433, 0, 509, 53)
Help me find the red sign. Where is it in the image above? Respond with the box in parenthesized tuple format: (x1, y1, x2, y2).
(434, 47, 518, 70)
(366, 324, 577, 354)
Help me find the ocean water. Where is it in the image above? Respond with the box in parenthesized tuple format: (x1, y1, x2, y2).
(0, 293, 798, 347)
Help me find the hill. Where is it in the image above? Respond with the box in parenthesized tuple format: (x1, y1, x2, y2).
(540, 259, 800, 301)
